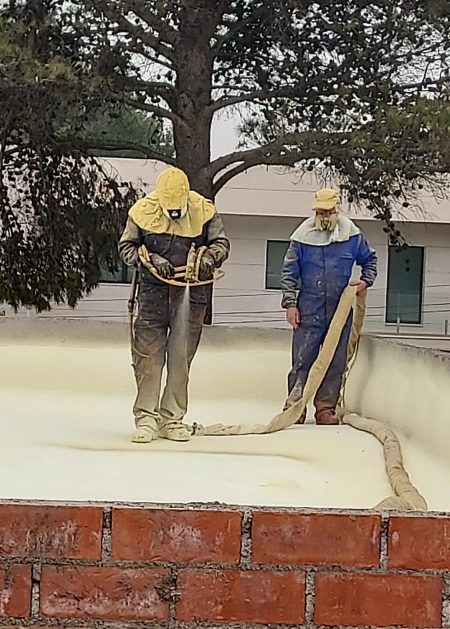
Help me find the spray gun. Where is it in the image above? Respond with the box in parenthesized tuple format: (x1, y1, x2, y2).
(138, 243, 223, 287)
(184, 243, 198, 282)
(185, 243, 208, 283)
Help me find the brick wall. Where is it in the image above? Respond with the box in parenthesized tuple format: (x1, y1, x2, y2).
(0, 503, 449, 628)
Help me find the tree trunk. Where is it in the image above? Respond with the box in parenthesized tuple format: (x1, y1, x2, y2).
(173, 4, 214, 189)
(172, 2, 217, 322)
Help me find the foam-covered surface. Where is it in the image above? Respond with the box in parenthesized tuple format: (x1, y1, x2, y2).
(0, 322, 448, 510)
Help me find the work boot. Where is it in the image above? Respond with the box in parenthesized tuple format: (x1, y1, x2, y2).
(131, 425, 158, 444)
(315, 408, 339, 426)
(159, 421, 192, 442)
(131, 416, 159, 444)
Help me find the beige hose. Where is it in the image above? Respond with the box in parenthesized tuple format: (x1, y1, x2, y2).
(190, 286, 428, 511)
(342, 413, 428, 511)
(193, 285, 361, 436)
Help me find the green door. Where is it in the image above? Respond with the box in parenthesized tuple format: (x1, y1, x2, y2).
(386, 246, 424, 324)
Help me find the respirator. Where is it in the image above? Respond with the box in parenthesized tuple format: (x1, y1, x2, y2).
(313, 188, 340, 232)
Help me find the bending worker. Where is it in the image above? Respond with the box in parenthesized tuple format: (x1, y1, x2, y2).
(280, 188, 377, 425)
(119, 167, 230, 443)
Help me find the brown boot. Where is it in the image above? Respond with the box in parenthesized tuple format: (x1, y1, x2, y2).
(315, 408, 339, 425)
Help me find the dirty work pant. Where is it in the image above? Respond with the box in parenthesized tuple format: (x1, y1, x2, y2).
(132, 283, 207, 429)
(285, 315, 352, 415)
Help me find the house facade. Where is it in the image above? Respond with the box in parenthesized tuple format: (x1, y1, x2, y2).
(4, 158, 450, 335)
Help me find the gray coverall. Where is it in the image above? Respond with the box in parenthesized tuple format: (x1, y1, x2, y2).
(119, 213, 230, 431)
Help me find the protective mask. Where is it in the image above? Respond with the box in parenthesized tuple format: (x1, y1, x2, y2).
(315, 212, 339, 232)
(163, 206, 187, 221)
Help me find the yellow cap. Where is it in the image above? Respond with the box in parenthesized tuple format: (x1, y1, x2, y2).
(156, 167, 190, 210)
(313, 188, 340, 211)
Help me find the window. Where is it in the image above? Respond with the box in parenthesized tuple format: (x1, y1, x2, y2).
(100, 263, 133, 284)
(265, 240, 290, 289)
(386, 246, 424, 324)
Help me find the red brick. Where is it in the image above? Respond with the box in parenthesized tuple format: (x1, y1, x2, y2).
(252, 512, 380, 567)
(177, 569, 305, 624)
(111, 508, 242, 563)
(389, 516, 450, 569)
(315, 572, 442, 628)
(40, 566, 169, 621)
(0, 505, 102, 560)
(0, 565, 31, 618)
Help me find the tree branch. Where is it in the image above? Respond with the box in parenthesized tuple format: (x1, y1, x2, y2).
(113, 75, 175, 98)
(113, 74, 176, 109)
(122, 97, 186, 128)
(0, 145, 19, 160)
(121, 0, 177, 45)
(123, 43, 174, 70)
(209, 85, 307, 113)
(210, 69, 449, 115)
(209, 132, 310, 177)
(212, 148, 318, 196)
(61, 136, 175, 163)
(212, 5, 270, 55)
(112, 16, 174, 62)
(399, 74, 450, 92)
(210, 131, 352, 194)
(212, 162, 253, 195)
(212, 143, 291, 194)
(83, 0, 175, 60)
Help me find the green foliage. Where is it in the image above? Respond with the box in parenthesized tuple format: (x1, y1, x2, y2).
(74, 104, 172, 158)
(0, 0, 167, 310)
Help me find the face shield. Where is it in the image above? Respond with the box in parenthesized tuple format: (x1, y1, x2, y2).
(156, 167, 190, 221)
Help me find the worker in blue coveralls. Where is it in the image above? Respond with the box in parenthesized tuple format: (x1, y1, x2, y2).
(280, 188, 378, 425)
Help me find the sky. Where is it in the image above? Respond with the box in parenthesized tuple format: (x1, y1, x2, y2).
(211, 112, 241, 159)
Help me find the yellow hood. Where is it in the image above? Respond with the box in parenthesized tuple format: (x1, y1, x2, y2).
(156, 167, 190, 211)
(129, 190, 216, 237)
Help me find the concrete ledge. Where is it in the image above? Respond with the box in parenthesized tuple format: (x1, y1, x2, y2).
(346, 335, 450, 465)
(0, 317, 291, 348)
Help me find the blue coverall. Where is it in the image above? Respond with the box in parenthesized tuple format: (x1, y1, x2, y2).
(280, 232, 378, 421)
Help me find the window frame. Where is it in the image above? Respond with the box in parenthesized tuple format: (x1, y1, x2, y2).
(385, 245, 424, 325)
(265, 239, 290, 290)
(99, 262, 133, 284)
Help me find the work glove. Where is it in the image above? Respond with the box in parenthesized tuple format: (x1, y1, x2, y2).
(198, 252, 216, 281)
(149, 253, 175, 279)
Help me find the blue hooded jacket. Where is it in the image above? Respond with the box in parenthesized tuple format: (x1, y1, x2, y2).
(280, 217, 377, 323)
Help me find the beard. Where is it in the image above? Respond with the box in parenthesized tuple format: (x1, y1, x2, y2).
(315, 213, 339, 232)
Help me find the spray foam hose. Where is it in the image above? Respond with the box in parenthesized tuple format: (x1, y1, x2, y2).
(191, 285, 428, 511)
(137, 246, 224, 287)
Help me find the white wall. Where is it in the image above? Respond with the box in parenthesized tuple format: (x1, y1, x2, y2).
(214, 215, 450, 334)
(104, 159, 450, 224)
